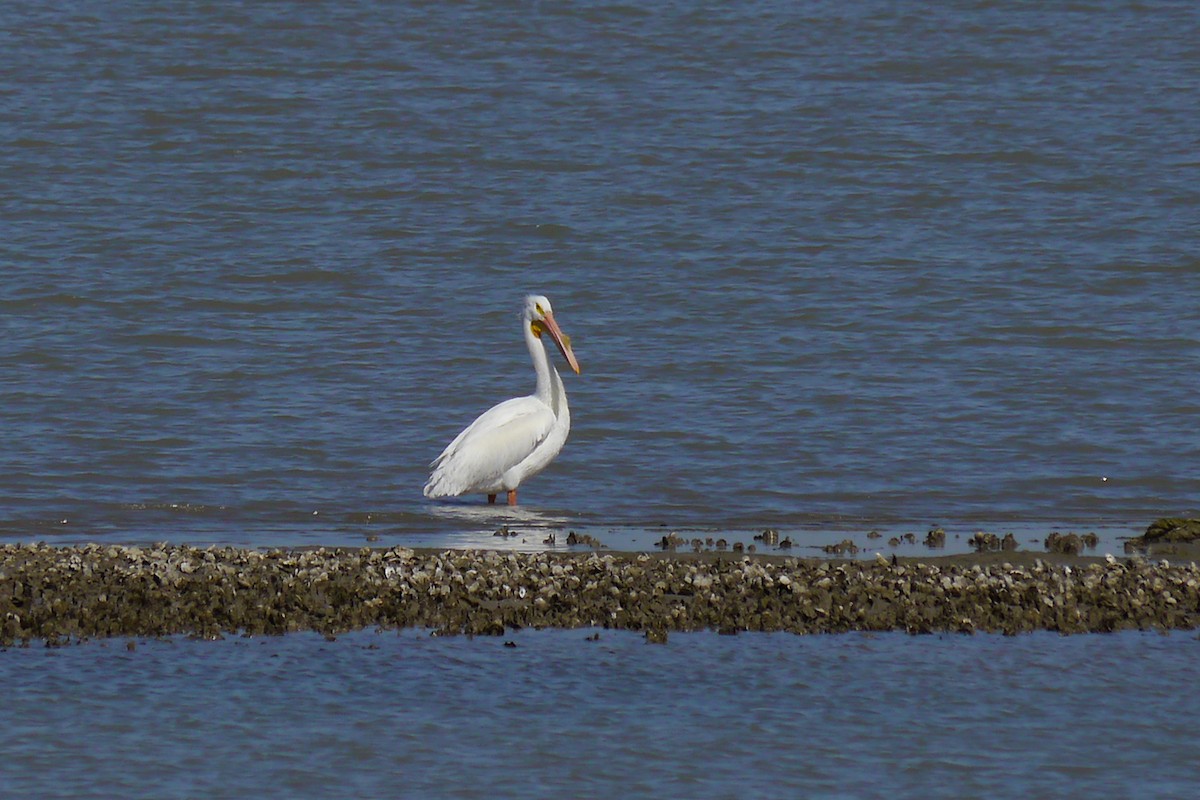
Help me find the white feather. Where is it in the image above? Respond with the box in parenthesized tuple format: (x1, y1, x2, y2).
(423, 295, 579, 503)
(424, 396, 556, 496)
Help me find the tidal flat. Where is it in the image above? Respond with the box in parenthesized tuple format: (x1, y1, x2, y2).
(3, 540, 1199, 645)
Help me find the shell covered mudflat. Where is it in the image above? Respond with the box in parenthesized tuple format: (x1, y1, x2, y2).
(3, 542, 1200, 645)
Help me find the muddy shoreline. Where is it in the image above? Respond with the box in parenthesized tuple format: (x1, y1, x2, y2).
(3, 542, 1199, 644)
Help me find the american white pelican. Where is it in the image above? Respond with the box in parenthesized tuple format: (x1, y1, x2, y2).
(423, 294, 581, 506)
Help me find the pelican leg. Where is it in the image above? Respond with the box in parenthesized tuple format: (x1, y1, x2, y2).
(507, 490, 518, 506)
(487, 494, 497, 504)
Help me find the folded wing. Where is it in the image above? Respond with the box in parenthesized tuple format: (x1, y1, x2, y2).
(423, 396, 556, 497)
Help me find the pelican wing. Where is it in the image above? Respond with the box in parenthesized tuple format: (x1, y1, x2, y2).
(423, 396, 556, 497)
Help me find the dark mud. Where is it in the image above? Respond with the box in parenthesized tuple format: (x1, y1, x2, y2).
(3, 542, 1200, 645)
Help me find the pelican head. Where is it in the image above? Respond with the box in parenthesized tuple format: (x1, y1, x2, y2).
(525, 294, 581, 375)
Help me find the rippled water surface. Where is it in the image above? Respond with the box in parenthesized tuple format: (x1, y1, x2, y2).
(2, 629, 1199, 799)
(2, 2, 1198, 552)
(3, 4, 1200, 794)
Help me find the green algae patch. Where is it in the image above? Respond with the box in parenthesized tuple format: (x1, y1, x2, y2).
(1142, 518, 1200, 543)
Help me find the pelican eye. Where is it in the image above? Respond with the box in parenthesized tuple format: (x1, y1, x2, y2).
(535, 303, 545, 316)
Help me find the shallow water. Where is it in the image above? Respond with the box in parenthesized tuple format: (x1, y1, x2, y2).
(1, 1, 1196, 555)
(2, 629, 1198, 799)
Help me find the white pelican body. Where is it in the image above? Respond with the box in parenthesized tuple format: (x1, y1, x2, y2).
(423, 295, 581, 506)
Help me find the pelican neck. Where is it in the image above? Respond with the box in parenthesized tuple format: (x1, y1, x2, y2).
(524, 318, 557, 404)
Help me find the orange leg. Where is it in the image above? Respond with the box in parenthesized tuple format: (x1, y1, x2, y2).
(487, 494, 497, 504)
(507, 489, 518, 506)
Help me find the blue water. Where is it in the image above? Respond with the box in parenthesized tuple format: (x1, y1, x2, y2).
(2, 2, 1199, 794)
(2, 629, 1198, 799)
(1, 0, 1197, 554)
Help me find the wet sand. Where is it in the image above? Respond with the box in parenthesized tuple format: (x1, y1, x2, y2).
(3, 540, 1200, 644)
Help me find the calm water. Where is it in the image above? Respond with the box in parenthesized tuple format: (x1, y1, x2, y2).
(1, 629, 1199, 799)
